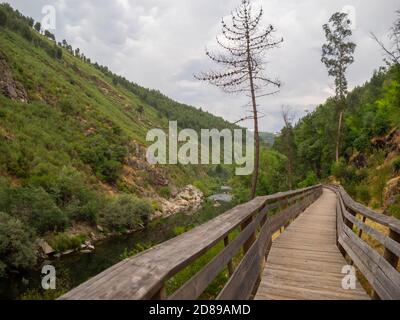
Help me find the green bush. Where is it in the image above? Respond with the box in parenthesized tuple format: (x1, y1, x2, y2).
(173, 226, 186, 236)
(393, 157, 400, 173)
(159, 186, 171, 199)
(0, 212, 37, 277)
(0, 8, 7, 26)
(100, 195, 153, 232)
(28, 166, 102, 224)
(353, 134, 370, 152)
(356, 185, 371, 205)
(0, 180, 68, 235)
(298, 171, 318, 188)
(49, 233, 87, 253)
(79, 135, 126, 185)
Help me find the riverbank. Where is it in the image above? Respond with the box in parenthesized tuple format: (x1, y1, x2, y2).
(0, 194, 234, 300)
(34, 185, 205, 260)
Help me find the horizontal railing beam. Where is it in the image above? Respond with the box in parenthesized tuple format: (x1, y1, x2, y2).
(60, 185, 322, 300)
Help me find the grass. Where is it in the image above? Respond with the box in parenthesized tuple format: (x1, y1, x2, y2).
(48, 233, 87, 253)
(165, 228, 242, 299)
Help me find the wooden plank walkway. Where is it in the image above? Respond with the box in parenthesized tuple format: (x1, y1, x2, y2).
(255, 188, 370, 300)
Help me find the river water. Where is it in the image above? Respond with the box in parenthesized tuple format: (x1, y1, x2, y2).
(0, 195, 234, 300)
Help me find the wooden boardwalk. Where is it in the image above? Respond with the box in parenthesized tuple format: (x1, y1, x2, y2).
(255, 189, 370, 300)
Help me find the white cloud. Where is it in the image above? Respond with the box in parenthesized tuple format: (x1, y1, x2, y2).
(5, 0, 399, 131)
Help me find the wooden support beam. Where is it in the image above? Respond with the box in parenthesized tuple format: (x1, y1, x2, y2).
(383, 229, 400, 270)
(224, 236, 234, 277)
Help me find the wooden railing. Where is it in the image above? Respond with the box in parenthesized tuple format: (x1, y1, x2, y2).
(60, 184, 322, 300)
(327, 185, 400, 300)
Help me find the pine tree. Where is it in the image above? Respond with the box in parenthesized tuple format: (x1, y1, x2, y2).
(196, 0, 283, 199)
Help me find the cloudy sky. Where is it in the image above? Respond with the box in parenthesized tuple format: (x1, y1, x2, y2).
(5, 0, 399, 132)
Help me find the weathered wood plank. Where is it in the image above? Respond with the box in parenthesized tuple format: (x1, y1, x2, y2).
(60, 185, 320, 300)
(255, 188, 370, 300)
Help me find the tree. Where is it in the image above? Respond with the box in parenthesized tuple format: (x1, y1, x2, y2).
(371, 10, 400, 65)
(0, 8, 7, 27)
(44, 30, 55, 41)
(321, 12, 356, 163)
(136, 105, 144, 114)
(0, 212, 37, 277)
(55, 46, 63, 60)
(195, 0, 283, 199)
(34, 21, 41, 32)
(276, 106, 296, 189)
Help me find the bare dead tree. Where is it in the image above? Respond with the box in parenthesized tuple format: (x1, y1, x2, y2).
(371, 10, 400, 65)
(279, 106, 296, 190)
(195, 0, 283, 199)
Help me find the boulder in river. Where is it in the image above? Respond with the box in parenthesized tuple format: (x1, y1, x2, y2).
(37, 239, 55, 256)
(152, 185, 204, 219)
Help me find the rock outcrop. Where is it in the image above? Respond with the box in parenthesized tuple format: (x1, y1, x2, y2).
(383, 176, 400, 214)
(349, 152, 367, 169)
(372, 127, 400, 156)
(0, 55, 28, 102)
(152, 185, 204, 219)
(36, 239, 55, 257)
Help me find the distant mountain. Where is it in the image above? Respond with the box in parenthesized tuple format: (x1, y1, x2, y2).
(259, 132, 275, 146)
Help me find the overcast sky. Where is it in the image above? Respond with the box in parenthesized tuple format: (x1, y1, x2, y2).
(5, 0, 399, 132)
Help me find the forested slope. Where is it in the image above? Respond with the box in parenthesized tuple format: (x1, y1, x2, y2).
(0, 4, 236, 276)
(274, 64, 400, 218)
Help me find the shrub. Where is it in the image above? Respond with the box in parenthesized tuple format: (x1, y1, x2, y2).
(0, 8, 7, 26)
(49, 233, 87, 253)
(79, 135, 126, 185)
(59, 98, 74, 114)
(136, 105, 144, 114)
(393, 157, 400, 174)
(173, 226, 186, 236)
(0, 180, 68, 235)
(356, 185, 371, 205)
(0, 212, 37, 277)
(100, 195, 153, 232)
(159, 186, 171, 199)
(100, 160, 122, 184)
(34, 21, 41, 32)
(28, 166, 101, 224)
(353, 134, 370, 152)
(298, 171, 318, 188)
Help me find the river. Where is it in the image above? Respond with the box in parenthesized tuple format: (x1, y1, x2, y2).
(0, 194, 234, 300)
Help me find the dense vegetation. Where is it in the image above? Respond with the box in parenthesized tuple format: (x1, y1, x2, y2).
(0, 4, 236, 277)
(273, 64, 400, 216)
(1, 2, 398, 285)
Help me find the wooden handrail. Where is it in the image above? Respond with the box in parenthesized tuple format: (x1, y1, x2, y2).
(327, 184, 400, 300)
(60, 185, 322, 300)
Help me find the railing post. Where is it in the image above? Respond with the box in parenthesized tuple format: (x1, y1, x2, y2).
(358, 216, 367, 238)
(283, 197, 291, 229)
(152, 285, 167, 300)
(344, 208, 356, 231)
(241, 217, 256, 254)
(224, 236, 234, 277)
(383, 228, 400, 269)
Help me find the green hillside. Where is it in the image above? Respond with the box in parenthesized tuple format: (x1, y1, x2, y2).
(0, 4, 237, 276)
